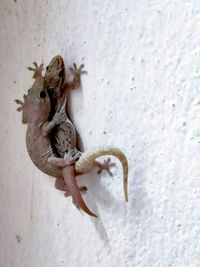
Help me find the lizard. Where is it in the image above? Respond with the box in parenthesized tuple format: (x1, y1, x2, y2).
(15, 64, 97, 217)
(43, 55, 129, 203)
(43, 55, 84, 159)
(15, 58, 128, 217)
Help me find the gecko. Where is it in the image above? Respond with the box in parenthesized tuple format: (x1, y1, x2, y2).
(43, 55, 129, 202)
(15, 58, 128, 217)
(43, 55, 84, 159)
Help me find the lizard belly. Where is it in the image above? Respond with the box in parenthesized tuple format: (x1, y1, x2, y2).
(51, 117, 78, 158)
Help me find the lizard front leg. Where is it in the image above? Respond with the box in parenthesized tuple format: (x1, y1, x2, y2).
(66, 63, 87, 90)
(27, 62, 44, 79)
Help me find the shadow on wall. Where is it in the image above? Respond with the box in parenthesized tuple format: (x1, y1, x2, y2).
(78, 170, 116, 244)
(77, 164, 150, 244)
(129, 167, 151, 225)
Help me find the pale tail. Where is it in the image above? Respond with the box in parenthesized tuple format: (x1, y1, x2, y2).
(75, 147, 128, 202)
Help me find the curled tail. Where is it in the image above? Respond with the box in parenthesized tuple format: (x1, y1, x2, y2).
(75, 147, 129, 202)
(62, 165, 97, 217)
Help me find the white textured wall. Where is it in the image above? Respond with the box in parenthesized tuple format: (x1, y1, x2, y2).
(1, 1, 200, 266)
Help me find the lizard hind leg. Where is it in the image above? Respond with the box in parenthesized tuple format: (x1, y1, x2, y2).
(47, 157, 75, 167)
(50, 156, 97, 217)
(62, 165, 97, 217)
(94, 157, 116, 176)
(54, 178, 87, 197)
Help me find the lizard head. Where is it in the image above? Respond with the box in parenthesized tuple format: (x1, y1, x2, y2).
(15, 77, 50, 124)
(45, 55, 65, 98)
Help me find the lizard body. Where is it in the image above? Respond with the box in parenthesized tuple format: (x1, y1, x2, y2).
(44, 56, 129, 202)
(44, 55, 83, 157)
(16, 64, 97, 217)
(15, 57, 129, 217)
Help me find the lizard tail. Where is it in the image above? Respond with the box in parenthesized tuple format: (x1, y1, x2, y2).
(62, 165, 97, 217)
(75, 147, 129, 202)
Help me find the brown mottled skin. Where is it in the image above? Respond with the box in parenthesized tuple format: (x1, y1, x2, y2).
(15, 57, 129, 217)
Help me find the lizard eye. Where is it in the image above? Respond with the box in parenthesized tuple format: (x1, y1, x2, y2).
(40, 91, 46, 98)
(59, 69, 64, 77)
(46, 66, 49, 71)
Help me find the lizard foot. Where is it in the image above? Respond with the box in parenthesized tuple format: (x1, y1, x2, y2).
(94, 157, 116, 177)
(48, 150, 81, 167)
(69, 63, 87, 76)
(27, 62, 43, 79)
(15, 94, 27, 112)
(65, 148, 82, 161)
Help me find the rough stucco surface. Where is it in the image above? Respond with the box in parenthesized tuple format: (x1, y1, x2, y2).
(1, 0, 200, 266)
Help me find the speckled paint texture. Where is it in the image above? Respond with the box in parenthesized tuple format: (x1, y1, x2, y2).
(1, 0, 200, 266)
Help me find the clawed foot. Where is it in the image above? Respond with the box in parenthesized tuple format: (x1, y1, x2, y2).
(69, 63, 87, 76)
(65, 148, 82, 161)
(94, 158, 116, 177)
(15, 94, 27, 112)
(28, 62, 43, 79)
(48, 149, 81, 167)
